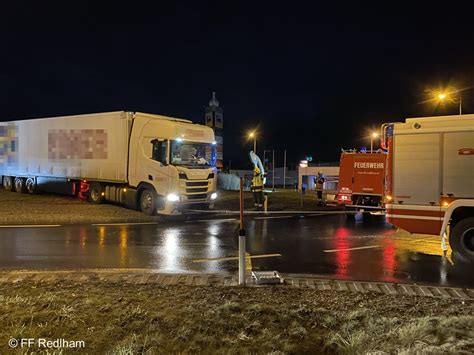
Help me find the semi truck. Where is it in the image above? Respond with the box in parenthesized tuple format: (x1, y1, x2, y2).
(0, 111, 218, 215)
(381, 114, 474, 262)
(337, 150, 387, 218)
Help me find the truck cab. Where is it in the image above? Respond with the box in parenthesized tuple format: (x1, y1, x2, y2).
(128, 113, 217, 215)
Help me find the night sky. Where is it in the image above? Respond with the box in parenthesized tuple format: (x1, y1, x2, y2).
(1, 2, 473, 168)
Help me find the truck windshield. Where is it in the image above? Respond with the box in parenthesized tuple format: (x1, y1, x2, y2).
(170, 140, 216, 167)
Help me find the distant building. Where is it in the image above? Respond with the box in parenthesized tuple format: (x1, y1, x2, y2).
(205, 92, 223, 168)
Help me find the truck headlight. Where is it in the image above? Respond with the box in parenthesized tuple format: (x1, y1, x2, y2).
(167, 193, 180, 202)
(211, 192, 218, 200)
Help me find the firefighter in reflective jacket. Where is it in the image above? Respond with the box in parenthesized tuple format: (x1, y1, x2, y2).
(251, 167, 264, 210)
(314, 171, 325, 206)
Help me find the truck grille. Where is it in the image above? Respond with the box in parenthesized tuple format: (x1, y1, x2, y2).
(186, 187, 208, 193)
(186, 181, 208, 187)
(180, 178, 210, 201)
(187, 193, 208, 200)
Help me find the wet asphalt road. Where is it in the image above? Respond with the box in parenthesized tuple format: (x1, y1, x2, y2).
(0, 214, 472, 288)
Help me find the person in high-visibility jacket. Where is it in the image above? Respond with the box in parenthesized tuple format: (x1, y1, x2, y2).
(251, 167, 264, 210)
(314, 171, 325, 206)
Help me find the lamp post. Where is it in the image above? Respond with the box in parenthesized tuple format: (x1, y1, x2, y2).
(263, 150, 271, 167)
(370, 132, 378, 153)
(248, 131, 257, 153)
(437, 91, 462, 115)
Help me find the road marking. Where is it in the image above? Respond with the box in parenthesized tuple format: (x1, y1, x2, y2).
(0, 224, 61, 228)
(193, 253, 282, 263)
(323, 245, 380, 253)
(92, 222, 158, 226)
(185, 218, 237, 223)
(254, 216, 293, 220)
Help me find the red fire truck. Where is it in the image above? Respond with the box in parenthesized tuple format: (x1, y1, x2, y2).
(382, 114, 474, 262)
(337, 150, 388, 218)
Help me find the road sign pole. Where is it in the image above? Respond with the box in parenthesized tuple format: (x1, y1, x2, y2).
(272, 149, 275, 191)
(238, 177, 246, 286)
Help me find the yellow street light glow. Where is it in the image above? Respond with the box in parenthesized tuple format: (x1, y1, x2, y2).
(438, 93, 447, 100)
(372, 132, 378, 138)
(248, 132, 255, 138)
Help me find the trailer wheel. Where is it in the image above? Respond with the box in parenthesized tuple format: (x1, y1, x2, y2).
(14, 177, 26, 193)
(88, 182, 104, 204)
(140, 189, 156, 216)
(26, 178, 37, 194)
(2, 176, 13, 191)
(449, 217, 474, 263)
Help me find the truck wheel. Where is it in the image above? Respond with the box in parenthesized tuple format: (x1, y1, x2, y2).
(26, 178, 37, 194)
(14, 177, 26, 193)
(88, 182, 104, 204)
(140, 189, 156, 216)
(2, 176, 13, 191)
(449, 217, 474, 263)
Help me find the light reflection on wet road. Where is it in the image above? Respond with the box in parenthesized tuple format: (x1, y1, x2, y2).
(0, 215, 472, 288)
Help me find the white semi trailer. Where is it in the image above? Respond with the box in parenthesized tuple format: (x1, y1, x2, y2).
(0, 111, 218, 215)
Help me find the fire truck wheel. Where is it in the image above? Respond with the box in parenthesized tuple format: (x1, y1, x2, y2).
(449, 217, 474, 263)
(88, 182, 104, 204)
(140, 188, 157, 216)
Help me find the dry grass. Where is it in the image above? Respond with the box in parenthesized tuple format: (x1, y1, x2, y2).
(0, 281, 472, 353)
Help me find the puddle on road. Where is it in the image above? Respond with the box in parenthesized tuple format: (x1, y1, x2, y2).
(0, 216, 472, 288)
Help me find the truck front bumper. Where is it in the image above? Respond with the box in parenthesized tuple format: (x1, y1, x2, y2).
(161, 192, 217, 215)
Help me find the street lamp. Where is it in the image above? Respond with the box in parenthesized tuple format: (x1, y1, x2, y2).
(248, 131, 257, 153)
(370, 132, 378, 153)
(437, 91, 462, 115)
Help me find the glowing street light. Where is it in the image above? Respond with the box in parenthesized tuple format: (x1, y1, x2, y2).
(370, 132, 378, 153)
(435, 90, 462, 115)
(248, 131, 257, 153)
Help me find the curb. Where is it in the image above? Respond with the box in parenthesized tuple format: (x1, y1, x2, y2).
(0, 270, 472, 300)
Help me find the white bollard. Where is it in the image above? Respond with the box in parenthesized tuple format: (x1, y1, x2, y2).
(238, 229, 246, 285)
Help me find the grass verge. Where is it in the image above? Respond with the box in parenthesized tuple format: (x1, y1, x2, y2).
(0, 281, 472, 353)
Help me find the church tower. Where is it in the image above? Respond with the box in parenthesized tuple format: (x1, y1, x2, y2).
(205, 92, 223, 168)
